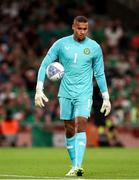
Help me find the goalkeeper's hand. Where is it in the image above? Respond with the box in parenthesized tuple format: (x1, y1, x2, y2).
(35, 89, 48, 108)
(35, 81, 48, 108)
(100, 92, 111, 116)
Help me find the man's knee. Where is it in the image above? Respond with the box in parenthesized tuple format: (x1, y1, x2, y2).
(64, 121, 75, 138)
(76, 117, 87, 133)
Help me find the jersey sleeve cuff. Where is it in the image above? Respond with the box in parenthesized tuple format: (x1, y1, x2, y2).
(102, 91, 109, 100)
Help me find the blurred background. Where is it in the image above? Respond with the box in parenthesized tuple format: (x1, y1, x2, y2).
(0, 0, 139, 148)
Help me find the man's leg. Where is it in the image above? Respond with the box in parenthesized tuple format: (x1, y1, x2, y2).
(64, 120, 76, 168)
(73, 97, 92, 174)
(59, 97, 77, 175)
(75, 117, 87, 169)
(64, 118, 87, 176)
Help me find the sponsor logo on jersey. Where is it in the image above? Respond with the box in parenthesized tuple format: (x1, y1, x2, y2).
(83, 48, 90, 55)
(65, 45, 70, 50)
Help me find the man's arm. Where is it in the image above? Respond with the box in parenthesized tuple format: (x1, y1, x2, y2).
(93, 44, 111, 116)
(35, 41, 60, 108)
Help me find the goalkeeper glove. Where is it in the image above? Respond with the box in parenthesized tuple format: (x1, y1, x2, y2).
(35, 81, 48, 108)
(100, 92, 111, 116)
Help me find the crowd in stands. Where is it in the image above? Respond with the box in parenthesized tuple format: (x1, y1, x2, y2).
(0, 0, 139, 147)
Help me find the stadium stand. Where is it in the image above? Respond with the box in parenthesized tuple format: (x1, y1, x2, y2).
(0, 0, 139, 147)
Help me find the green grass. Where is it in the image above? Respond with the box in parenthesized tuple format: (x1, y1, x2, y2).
(0, 148, 139, 179)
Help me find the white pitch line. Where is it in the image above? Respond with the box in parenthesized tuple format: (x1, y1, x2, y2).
(0, 175, 128, 180)
(0, 174, 93, 180)
(0, 174, 63, 179)
(0, 176, 131, 180)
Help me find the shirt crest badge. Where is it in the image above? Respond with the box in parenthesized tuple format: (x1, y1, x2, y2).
(83, 48, 90, 55)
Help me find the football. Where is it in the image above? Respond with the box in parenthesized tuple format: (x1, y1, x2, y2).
(46, 62, 64, 81)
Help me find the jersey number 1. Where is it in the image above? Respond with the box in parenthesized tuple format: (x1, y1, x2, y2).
(74, 53, 78, 63)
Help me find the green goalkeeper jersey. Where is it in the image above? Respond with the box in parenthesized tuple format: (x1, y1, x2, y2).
(37, 35, 108, 98)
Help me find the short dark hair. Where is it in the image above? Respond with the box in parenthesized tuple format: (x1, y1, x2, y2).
(74, 16, 88, 23)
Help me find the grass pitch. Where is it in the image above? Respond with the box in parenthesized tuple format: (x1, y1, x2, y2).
(0, 147, 139, 179)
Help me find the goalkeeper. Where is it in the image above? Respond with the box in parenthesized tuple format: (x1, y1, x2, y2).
(35, 16, 111, 176)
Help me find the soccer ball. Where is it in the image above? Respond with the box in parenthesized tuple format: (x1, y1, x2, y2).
(46, 62, 64, 81)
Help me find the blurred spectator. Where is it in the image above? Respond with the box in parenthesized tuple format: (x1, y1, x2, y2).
(105, 19, 124, 48)
(131, 30, 139, 49)
(0, 109, 19, 146)
(31, 108, 53, 147)
(86, 120, 99, 147)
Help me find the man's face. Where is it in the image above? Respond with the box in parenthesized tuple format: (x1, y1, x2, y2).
(72, 21, 88, 41)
